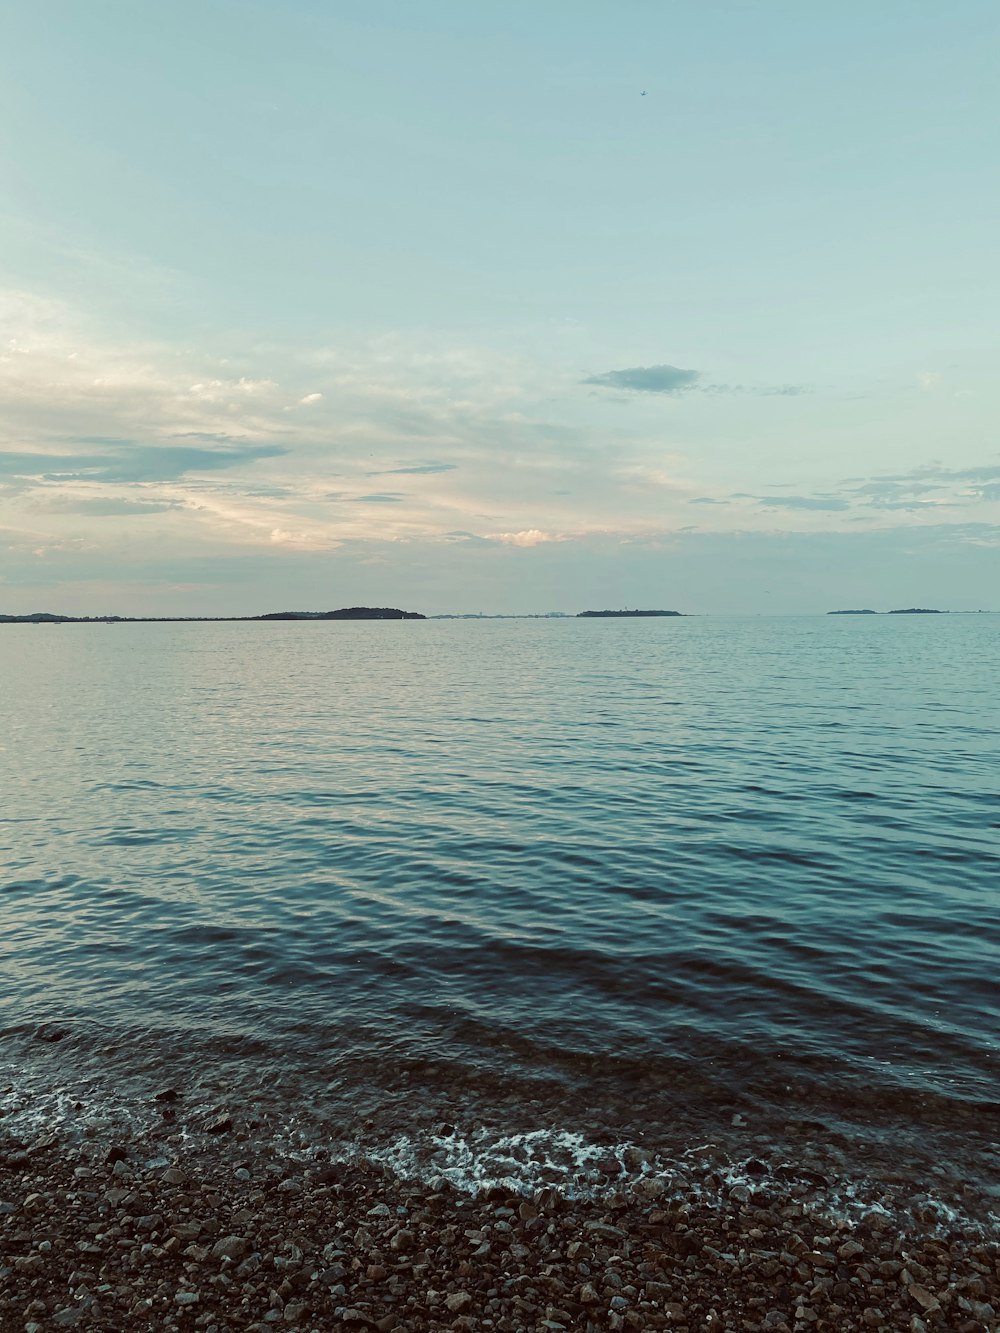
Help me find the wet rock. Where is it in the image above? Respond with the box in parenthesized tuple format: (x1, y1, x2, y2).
(34, 1024, 68, 1043)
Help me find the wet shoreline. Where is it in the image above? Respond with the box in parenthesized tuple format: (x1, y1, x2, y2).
(2, 1111, 998, 1333)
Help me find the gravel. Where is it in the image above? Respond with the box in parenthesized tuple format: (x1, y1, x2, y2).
(1, 1133, 997, 1332)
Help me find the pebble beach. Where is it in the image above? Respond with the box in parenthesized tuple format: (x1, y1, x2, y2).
(2, 1118, 997, 1333)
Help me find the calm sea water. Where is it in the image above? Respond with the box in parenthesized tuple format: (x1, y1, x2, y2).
(1, 616, 998, 1195)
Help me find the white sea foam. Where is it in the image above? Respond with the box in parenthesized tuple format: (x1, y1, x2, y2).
(317, 1125, 999, 1240)
(344, 1127, 650, 1198)
(3, 1067, 995, 1241)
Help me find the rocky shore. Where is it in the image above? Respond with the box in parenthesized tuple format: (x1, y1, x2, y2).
(1, 1128, 996, 1333)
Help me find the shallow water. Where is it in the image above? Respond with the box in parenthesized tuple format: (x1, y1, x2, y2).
(1, 615, 998, 1202)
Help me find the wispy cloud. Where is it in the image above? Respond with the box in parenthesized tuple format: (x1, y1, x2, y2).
(35, 497, 182, 516)
(376, 462, 458, 476)
(583, 364, 700, 394)
(582, 363, 809, 397)
(1, 288, 997, 599)
(755, 495, 849, 512)
(0, 443, 288, 484)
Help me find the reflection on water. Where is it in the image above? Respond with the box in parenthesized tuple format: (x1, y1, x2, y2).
(1, 615, 998, 1173)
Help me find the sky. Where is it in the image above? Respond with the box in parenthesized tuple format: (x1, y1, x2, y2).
(1, 0, 998, 615)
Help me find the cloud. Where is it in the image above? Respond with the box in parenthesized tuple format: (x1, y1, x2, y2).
(39, 497, 182, 516)
(843, 462, 1000, 509)
(583, 364, 700, 394)
(704, 382, 809, 397)
(494, 529, 564, 547)
(755, 495, 849, 512)
(1, 287, 996, 600)
(0, 442, 288, 484)
(377, 462, 458, 475)
(583, 364, 810, 397)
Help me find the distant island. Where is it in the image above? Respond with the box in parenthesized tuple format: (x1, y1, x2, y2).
(257, 607, 425, 620)
(827, 608, 944, 615)
(577, 609, 683, 618)
(0, 607, 426, 624)
(828, 609, 878, 615)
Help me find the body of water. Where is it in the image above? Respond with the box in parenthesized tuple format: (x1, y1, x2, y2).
(1, 616, 997, 1208)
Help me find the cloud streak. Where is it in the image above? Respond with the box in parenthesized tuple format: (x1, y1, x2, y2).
(583, 363, 809, 397)
(0, 443, 289, 484)
(583, 364, 700, 394)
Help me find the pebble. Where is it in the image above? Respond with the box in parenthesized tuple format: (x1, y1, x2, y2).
(0, 1132, 995, 1333)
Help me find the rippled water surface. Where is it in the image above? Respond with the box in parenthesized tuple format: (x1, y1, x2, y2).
(2, 616, 998, 1183)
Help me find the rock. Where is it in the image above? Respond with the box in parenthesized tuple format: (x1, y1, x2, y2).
(211, 1234, 251, 1261)
(633, 1177, 665, 1200)
(445, 1291, 472, 1313)
(909, 1285, 941, 1313)
(175, 1291, 200, 1306)
(584, 1221, 625, 1240)
(172, 1222, 203, 1241)
(204, 1113, 233, 1135)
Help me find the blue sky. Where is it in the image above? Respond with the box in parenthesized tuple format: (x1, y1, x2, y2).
(1, 0, 997, 614)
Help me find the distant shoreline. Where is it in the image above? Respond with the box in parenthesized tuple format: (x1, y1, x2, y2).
(3, 606, 990, 624)
(0, 607, 427, 625)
